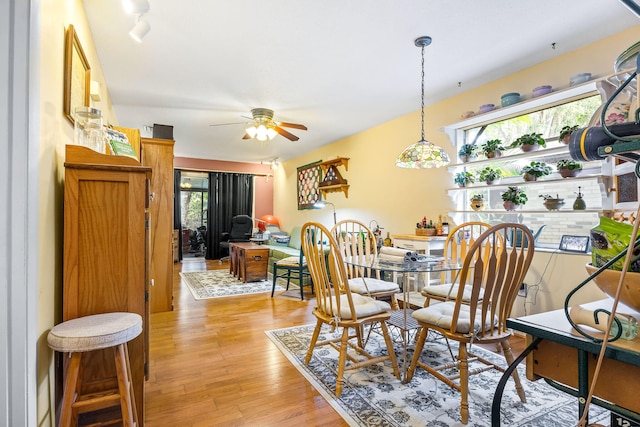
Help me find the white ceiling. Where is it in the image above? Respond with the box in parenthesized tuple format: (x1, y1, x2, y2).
(84, 0, 639, 164)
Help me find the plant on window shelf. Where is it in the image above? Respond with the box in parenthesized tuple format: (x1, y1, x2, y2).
(556, 159, 582, 178)
(501, 186, 527, 211)
(454, 171, 475, 187)
(510, 132, 546, 152)
(479, 166, 503, 185)
(458, 144, 479, 162)
(521, 161, 552, 181)
(559, 125, 579, 144)
(470, 194, 485, 211)
(480, 139, 506, 158)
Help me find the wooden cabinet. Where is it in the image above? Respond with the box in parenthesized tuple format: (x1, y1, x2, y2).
(63, 145, 151, 424)
(141, 137, 175, 313)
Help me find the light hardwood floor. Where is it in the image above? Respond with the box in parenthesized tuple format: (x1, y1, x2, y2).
(144, 258, 524, 426)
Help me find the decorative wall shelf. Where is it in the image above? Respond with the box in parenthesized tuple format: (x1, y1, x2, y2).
(318, 157, 350, 198)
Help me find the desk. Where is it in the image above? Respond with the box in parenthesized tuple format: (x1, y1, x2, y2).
(492, 300, 640, 425)
(344, 254, 465, 381)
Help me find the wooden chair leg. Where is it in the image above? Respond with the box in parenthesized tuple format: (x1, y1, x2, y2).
(114, 344, 135, 427)
(122, 343, 139, 425)
(500, 340, 526, 403)
(335, 328, 350, 397)
(59, 352, 82, 427)
(298, 266, 304, 300)
(379, 321, 400, 379)
(459, 343, 469, 425)
(304, 319, 323, 365)
(406, 327, 428, 381)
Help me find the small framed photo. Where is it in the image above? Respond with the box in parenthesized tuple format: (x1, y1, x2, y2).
(63, 24, 91, 125)
(559, 235, 590, 253)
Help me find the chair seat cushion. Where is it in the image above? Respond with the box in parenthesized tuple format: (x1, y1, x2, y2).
(348, 277, 399, 294)
(411, 302, 496, 334)
(423, 283, 484, 302)
(330, 293, 391, 320)
(276, 256, 306, 267)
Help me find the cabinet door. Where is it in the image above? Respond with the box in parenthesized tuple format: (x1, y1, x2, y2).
(141, 137, 175, 313)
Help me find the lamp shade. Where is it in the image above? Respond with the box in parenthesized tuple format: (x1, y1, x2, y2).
(395, 139, 450, 168)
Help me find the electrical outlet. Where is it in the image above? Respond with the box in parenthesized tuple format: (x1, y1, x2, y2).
(518, 282, 527, 297)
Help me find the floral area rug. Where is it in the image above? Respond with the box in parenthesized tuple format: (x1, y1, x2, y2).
(265, 324, 609, 427)
(180, 270, 294, 300)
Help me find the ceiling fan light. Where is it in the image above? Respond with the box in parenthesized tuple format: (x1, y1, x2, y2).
(246, 126, 258, 138)
(129, 18, 150, 42)
(256, 124, 269, 141)
(267, 127, 278, 140)
(123, 0, 150, 15)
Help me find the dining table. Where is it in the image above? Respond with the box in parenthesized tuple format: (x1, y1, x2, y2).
(344, 253, 467, 382)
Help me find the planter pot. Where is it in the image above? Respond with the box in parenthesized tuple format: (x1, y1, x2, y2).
(485, 150, 502, 159)
(523, 173, 538, 182)
(558, 168, 581, 178)
(543, 198, 565, 211)
(470, 200, 485, 211)
(459, 154, 477, 163)
(485, 178, 501, 185)
(520, 144, 541, 153)
(560, 135, 571, 144)
(503, 201, 521, 211)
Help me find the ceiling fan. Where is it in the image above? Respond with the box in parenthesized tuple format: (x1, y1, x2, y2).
(210, 108, 308, 142)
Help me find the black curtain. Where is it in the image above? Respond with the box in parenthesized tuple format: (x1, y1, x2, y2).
(173, 169, 182, 260)
(206, 172, 254, 259)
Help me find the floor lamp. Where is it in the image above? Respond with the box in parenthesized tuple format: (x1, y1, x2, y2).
(313, 200, 336, 225)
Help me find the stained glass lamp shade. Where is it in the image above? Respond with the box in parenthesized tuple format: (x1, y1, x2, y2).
(396, 139, 450, 168)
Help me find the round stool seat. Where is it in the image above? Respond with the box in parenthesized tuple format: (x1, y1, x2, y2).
(48, 312, 142, 353)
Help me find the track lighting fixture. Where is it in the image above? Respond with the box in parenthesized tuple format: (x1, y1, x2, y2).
(129, 17, 150, 42)
(122, 0, 150, 15)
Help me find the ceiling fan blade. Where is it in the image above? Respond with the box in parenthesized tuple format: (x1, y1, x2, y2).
(242, 133, 252, 140)
(274, 126, 299, 141)
(209, 121, 247, 127)
(277, 122, 308, 131)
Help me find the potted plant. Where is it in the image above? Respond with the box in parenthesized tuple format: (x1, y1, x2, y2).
(454, 171, 475, 187)
(458, 144, 479, 162)
(480, 139, 506, 158)
(521, 161, 552, 181)
(470, 194, 485, 211)
(540, 194, 565, 210)
(501, 186, 527, 210)
(559, 125, 579, 144)
(510, 132, 546, 152)
(556, 159, 582, 178)
(479, 166, 503, 185)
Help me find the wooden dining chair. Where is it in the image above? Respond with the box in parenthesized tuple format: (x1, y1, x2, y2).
(331, 219, 400, 310)
(406, 223, 534, 424)
(301, 222, 400, 397)
(422, 221, 495, 307)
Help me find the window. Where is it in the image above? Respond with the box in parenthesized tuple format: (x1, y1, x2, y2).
(445, 86, 608, 249)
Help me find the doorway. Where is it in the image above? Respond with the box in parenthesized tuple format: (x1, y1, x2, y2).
(179, 171, 209, 258)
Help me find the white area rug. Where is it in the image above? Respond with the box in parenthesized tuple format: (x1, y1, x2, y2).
(180, 270, 293, 299)
(266, 323, 609, 427)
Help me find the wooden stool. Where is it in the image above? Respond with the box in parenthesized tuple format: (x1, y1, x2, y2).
(47, 312, 142, 427)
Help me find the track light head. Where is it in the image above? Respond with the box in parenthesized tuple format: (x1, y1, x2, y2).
(129, 19, 150, 42)
(123, 0, 150, 15)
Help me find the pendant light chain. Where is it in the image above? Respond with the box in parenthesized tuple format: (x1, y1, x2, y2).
(420, 43, 426, 142)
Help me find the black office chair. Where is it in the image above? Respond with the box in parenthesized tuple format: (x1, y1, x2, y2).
(219, 215, 253, 262)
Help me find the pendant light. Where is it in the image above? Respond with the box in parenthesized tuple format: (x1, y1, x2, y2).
(395, 36, 450, 169)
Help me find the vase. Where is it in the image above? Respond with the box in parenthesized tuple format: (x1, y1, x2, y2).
(559, 168, 581, 178)
(503, 201, 519, 211)
(470, 200, 485, 211)
(573, 195, 587, 210)
(520, 144, 540, 153)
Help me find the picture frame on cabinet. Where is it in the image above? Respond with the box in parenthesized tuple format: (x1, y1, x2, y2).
(559, 235, 590, 253)
(63, 24, 91, 125)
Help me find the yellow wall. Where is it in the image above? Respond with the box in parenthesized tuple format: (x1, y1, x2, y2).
(275, 26, 640, 317)
(37, 0, 116, 424)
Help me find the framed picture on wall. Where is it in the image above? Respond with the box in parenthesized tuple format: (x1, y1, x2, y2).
(63, 24, 91, 125)
(297, 160, 322, 210)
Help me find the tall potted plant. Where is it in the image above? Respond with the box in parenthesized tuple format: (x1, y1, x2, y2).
(521, 161, 552, 181)
(510, 132, 546, 152)
(501, 186, 527, 210)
